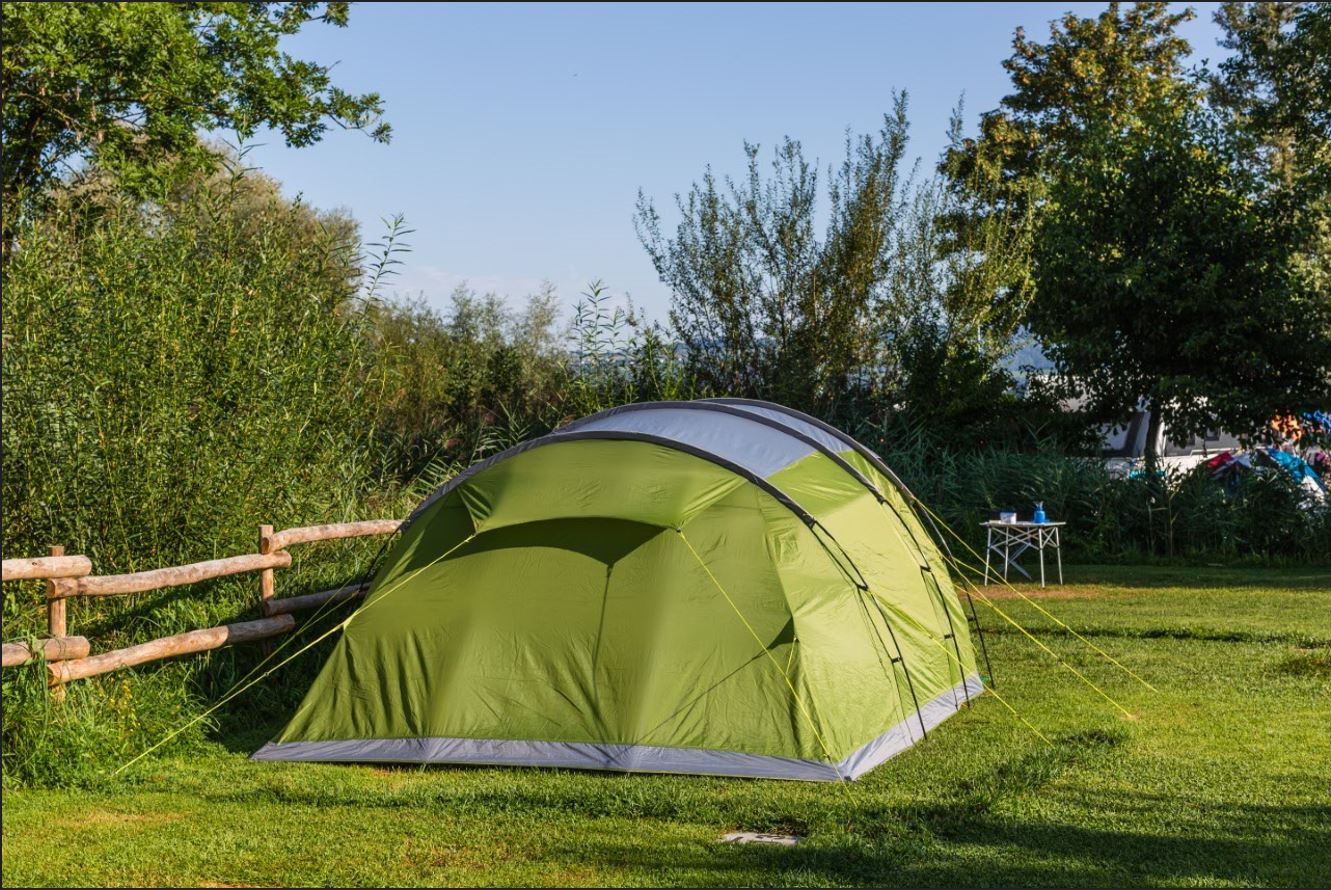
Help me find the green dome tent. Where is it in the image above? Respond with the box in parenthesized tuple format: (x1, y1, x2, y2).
(254, 399, 983, 781)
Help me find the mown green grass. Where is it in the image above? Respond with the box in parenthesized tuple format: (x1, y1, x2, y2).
(3, 565, 1329, 887)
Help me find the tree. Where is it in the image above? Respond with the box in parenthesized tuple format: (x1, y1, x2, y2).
(939, 3, 1199, 320)
(1, 1, 389, 254)
(1211, 2, 1330, 302)
(950, 1, 1330, 465)
(635, 98, 913, 417)
(1212, 1, 1330, 189)
(1029, 108, 1331, 470)
(944, 3, 1197, 191)
(636, 93, 1040, 432)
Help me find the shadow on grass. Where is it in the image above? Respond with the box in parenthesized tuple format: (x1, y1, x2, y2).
(535, 765, 1330, 887)
(532, 800, 1329, 887)
(197, 596, 355, 755)
(979, 622, 1331, 647)
(181, 724, 1331, 885)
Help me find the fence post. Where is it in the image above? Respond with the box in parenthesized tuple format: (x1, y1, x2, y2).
(258, 525, 275, 616)
(46, 544, 66, 638)
(47, 545, 67, 701)
(258, 524, 278, 658)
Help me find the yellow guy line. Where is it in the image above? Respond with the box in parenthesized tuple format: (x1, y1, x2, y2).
(916, 500, 1157, 693)
(922, 633, 1052, 745)
(812, 505, 1049, 746)
(114, 532, 479, 776)
(676, 528, 854, 789)
(157, 539, 391, 731)
(865, 507, 1137, 720)
(859, 587, 1051, 746)
(959, 577, 1136, 720)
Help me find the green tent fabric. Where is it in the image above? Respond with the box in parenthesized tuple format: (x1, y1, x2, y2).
(254, 400, 982, 781)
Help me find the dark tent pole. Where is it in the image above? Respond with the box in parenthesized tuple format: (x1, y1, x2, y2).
(870, 597, 929, 742)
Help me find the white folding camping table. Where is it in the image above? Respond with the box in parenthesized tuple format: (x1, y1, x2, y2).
(981, 520, 1065, 587)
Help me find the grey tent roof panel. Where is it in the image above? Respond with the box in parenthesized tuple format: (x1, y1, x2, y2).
(704, 398, 919, 500)
(702, 400, 854, 457)
(405, 428, 818, 527)
(406, 399, 898, 531)
(559, 405, 819, 478)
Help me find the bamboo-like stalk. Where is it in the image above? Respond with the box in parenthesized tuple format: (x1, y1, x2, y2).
(265, 582, 368, 615)
(264, 520, 402, 552)
(2, 636, 91, 668)
(48, 615, 296, 685)
(1, 554, 92, 582)
(49, 552, 292, 599)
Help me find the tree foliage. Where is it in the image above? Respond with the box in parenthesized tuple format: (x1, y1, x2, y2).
(0, 159, 377, 575)
(635, 97, 912, 416)
(0, 1, 388, 250)
(1031, 108, 1331, 462)
(636, 94, 1042, 434)
(950, 1, 1331, 464)
(944, 2, 1198, 194)
(1212, 2, 1331, 304)
(366, 285, 566, 481)
(1212, 1, 1330, 189)
(935, 2, 1200, 380)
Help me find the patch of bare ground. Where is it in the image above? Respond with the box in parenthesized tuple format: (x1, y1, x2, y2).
(974, 584, 1113, 600)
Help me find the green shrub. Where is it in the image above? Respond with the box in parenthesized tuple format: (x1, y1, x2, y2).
(369, 279, 704, 488)
(365, 285, 568, 482)
(1, 166, 402, 785)
(1, 170, 381, 575)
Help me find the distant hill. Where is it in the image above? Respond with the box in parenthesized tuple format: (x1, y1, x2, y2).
(1003, 338, 1055, 380)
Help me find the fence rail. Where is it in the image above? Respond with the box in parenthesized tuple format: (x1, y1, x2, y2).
(1, 555, 92, 582)
(265, 582, 370, 616)
(1, 519, 403, 690)
(2, 636, 91, 668)
(264, 520, 403, 553)
(50, 552, 294, 599)
(48, 616, 296, 684)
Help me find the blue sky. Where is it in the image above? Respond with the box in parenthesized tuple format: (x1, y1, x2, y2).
(241, 2, 1228, 320)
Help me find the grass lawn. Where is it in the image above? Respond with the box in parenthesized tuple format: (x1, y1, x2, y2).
(3, 565, 1329, 887)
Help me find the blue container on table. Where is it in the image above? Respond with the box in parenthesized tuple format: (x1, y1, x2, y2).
(1032, 502, 1047, 524)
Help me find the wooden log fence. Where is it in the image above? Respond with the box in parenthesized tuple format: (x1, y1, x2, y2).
(264, 519, 403, 553)
(2, 636, 91, 668)
(1, 553, 92, 581)
(1, 518, 402, 688)
(48, 616, 296, 685)
(47, 545, 68, 638)
(265, 582, 370, 616)
(49, 552, 294, 599)
(258, 524, 276, 616)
